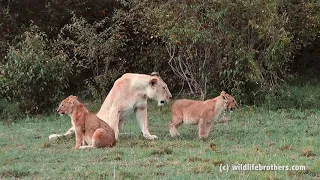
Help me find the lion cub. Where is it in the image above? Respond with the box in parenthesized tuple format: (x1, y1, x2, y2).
(169, 91, 237, 139)
(57, 95, 116, 149)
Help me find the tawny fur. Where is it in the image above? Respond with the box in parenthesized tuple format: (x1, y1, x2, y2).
(50, 72, 172, 141)
(169, 91, 237, 139)
(95, 73, 172, 140)
(57, 96, 116, 149)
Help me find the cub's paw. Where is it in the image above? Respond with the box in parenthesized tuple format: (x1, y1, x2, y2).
(169, 128, 180, 138)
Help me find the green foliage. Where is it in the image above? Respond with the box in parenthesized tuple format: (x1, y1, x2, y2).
(54, 14, 127, 98)
(0, 25, 72, 114)
(262, 84, 320, 110)
(0, 0, 320, 113)
(136, 0, 297, 99)
(0, 99, 23, 122)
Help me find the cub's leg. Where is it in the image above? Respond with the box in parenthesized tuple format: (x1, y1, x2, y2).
(79, 129, 116, 149)
(92, 128, 115, 148)
(169, 117, 183, 137)
(49, 127, 75, 140)
(135, 106, 158, 140)
(198, 118, 207, 139)
(169, 110, 183, 137)
(203, 123, 212, 139)
(79, 128, 116, 149)
(74, 126, 84, 149)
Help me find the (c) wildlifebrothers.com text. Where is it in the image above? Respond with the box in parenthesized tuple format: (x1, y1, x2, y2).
(220, 164, 306, 172)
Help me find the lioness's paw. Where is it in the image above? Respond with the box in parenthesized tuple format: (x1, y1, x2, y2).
(49, 134, 61, 140)
(79, 145, 95, 149)
(144, 134, 158, 140)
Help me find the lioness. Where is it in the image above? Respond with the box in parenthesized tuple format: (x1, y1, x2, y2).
(50, 72, 172, 140)
(169, 91, 237, 139)
(57, 95, 116, 149)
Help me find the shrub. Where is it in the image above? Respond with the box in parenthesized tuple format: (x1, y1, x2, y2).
(0, 98, 23, 122)
(262, 84, 320, 110)
(128, 0, 319, 103)
(1, 0, 319, 109)
(55, 14, 126, 98)
(0, 25, 72, 114)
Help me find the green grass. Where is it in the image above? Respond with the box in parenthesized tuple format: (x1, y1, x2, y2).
(0, 103, 319, 179)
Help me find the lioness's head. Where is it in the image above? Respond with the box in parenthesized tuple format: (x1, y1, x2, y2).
(220, 91, 238, 110)
(57, 95, 79, 115)
(147, 75, 172, 106)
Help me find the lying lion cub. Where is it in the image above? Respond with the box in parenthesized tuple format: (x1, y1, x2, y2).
(57, 95, 116, 149)
(169, 91, 237, 139)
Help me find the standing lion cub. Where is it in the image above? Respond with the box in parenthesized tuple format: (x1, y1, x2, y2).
(57, 95, 116, 149)
(169, 91, 237, 139)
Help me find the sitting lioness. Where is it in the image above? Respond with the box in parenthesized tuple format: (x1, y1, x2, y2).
(57, 95, 116, 149)
(50, 72, 172, 141)
(169, 91, 237, 139)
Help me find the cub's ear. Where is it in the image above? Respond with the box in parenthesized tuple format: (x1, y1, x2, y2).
(149, 78, 158, 87)
(68, 95, 78, 100)
(67, 95, 78, 104)
(220, 91, 227, 99)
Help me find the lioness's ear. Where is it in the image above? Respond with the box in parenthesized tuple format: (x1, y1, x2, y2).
(151, 72, 160, 77)
(150, 78, 158, 87)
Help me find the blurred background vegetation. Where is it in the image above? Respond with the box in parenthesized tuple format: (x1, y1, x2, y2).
(0, 0, 319, 117)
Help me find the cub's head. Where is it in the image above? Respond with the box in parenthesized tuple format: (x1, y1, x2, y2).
(57, 95, 79, 115)
(147, 73, 172, 106)
(220, 91, 238, 110)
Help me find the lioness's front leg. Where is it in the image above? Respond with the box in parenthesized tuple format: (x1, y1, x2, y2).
(109, 108, 120, 140)
(118, 117, 126, 132)
(49, 127, 75, 140)
(135, 106, 157, 140)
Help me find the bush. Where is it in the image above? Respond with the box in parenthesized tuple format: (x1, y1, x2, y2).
(54, 14, 126, 98)
(0, 99, 23, 122)
(126, 0, 320, 103)
(0, 25, 72, 114)
(1, 0, 319, 111)
(126, 0, 293, 101)
(260, 83, 320, 110)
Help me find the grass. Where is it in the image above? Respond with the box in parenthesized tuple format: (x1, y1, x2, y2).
(0, 102, 319, 179)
